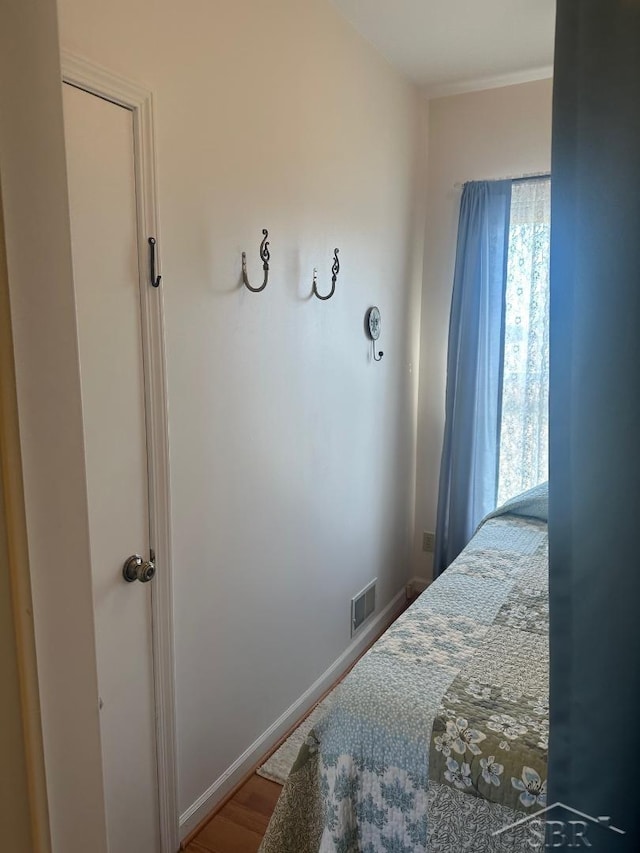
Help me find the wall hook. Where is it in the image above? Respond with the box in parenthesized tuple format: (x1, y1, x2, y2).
(148, 237, 161, 287)
(242, 229, 270, 292)
(312, 248, 340, 300)
(366, 306, 384, 362)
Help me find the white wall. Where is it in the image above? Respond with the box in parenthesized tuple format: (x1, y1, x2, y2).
(57, 0, 426, 821)
(411, 79, 553, 581)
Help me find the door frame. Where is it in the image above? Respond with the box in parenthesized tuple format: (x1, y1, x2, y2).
(0, 168, 52, 853)
(61, 53, 178, 853)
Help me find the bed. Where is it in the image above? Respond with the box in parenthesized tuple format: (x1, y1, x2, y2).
(259, 484, 549, 853)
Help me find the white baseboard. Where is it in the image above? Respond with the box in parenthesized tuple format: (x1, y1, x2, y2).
(407, 575, 431, 596)
(178, 584, 407, 839)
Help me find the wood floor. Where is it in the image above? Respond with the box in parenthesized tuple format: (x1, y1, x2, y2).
(184, 774, 283, 853)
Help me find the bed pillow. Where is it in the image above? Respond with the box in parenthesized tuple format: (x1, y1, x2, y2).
(481, 480, 549, 526)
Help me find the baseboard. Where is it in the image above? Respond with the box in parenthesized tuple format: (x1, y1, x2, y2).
(407, 575, 430, 596)
(178, 584, 407, 840)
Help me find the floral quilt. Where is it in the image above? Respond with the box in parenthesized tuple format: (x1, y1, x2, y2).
(259, 486, 549, 852)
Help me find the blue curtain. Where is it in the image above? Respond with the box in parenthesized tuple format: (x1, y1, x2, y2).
(434, 181, 512, 576)
(549, 2, 640, 850)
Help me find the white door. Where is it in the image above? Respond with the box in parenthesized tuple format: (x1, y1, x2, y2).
(63, 82, 161, 853)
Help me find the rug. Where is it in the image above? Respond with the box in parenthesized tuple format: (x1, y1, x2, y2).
(257, 694, 335, 785)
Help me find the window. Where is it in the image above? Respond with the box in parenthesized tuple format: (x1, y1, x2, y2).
(497, 178, 551, 506)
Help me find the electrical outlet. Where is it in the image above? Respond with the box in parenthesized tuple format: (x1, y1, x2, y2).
(422, 531, 435, 553)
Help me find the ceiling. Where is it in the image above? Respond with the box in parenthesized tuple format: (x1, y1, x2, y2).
(331, 0, 556, 96)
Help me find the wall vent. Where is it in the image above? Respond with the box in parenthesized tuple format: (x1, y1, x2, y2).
(351, 578, 376, 637)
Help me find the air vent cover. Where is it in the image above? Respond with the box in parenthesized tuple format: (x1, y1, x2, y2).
(351, 579, 376, 636)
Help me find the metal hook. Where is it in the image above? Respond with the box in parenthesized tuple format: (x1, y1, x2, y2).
(366, 306, 383, 362)
(242, 229, 270, 292)
(148, 237, 161, 288)
(312, 248, 340, 300)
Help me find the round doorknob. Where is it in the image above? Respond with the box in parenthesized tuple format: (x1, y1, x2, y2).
(122, 554, 156, 583)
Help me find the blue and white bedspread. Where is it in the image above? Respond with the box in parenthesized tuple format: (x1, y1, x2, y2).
(259, 484, 549, 852)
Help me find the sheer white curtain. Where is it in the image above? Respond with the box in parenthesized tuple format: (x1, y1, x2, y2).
(497, 178, 551, 506)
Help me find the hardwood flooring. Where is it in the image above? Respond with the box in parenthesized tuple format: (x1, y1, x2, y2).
(184, 774, 282, 853)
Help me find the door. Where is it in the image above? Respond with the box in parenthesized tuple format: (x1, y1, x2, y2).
(63, 82, 161, 853)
